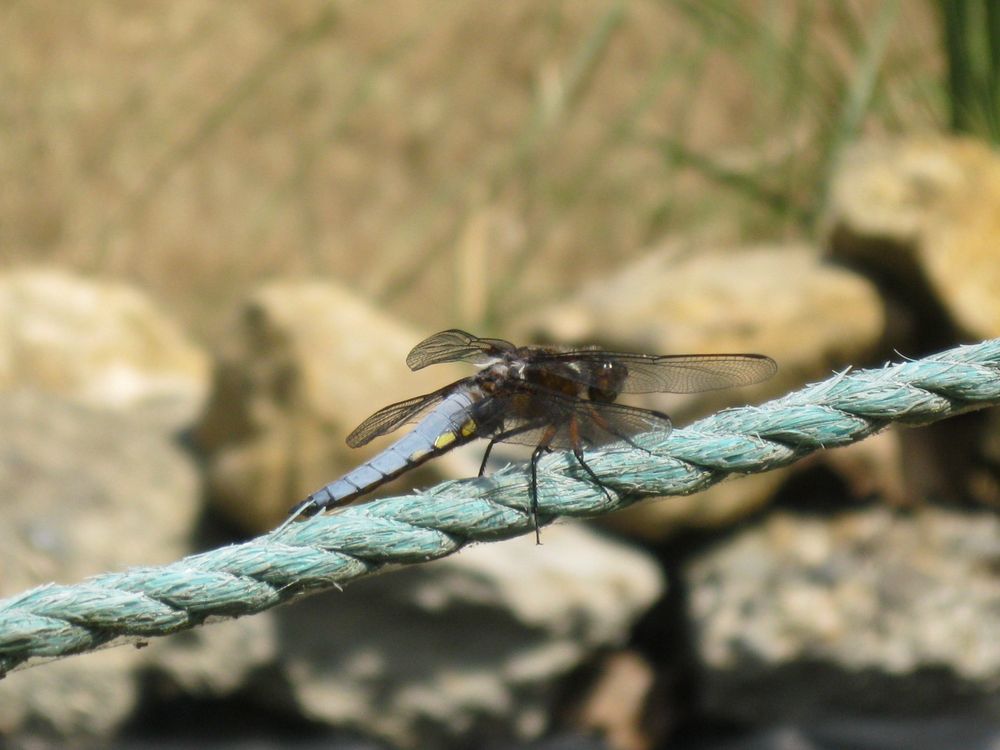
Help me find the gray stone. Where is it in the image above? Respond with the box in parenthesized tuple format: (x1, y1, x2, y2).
(686, 507, 1000, 722)
(250, 523, 661, 748)
(0, 390, 202, 735)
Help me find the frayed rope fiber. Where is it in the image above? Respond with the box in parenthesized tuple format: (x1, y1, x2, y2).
(2, 339, 999, 675)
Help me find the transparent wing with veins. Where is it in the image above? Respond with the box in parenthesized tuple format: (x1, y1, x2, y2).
(405, 329, 776, 393)
(406, 329, 515, 371)
(527, 350, 777, 393)
(345, 381, 470, 448)
(481, 384, 673, 451)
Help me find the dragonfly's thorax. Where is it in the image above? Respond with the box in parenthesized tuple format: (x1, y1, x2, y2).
(476, 355, 627, 403)
(520, 362, 585, 398)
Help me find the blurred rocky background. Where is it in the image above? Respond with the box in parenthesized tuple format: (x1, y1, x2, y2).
(2, 2, 1000, 749)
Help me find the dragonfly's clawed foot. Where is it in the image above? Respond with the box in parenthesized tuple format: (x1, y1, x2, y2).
(570, 448, 620, 507)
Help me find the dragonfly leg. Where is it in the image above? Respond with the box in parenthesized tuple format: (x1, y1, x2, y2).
(530, 444, 545, 545)
(528, 424, 559, 545)
(476, 423, 556, 543)
(567, 415, 615, 504)
(478, 420, 551, 477)
(572, 447, 615, 504)
(478, 438, 497, 477)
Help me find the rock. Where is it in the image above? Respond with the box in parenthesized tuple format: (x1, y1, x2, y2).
(0, 389, 202, 736)
(0, 651, 141, 737)
(519, 242, 883, 400)
(240, 523, 662, 748)
(808, 430, 908, 508)
(195, 281, 473, 533)
(681, 718, 1000, 750)
(517, 242, 884, 537)
(0, 269, 209, 427)
(826, 137, 1000, 513)
(828, 138, 1000, 509)
(0, 390, 200, 593)
(563, 649, 661, 750)
(686, 506, 1000, 724)
(827, 136, 1000, 341)
(602, 472, 787, 541)
(140, 613, 278, 697)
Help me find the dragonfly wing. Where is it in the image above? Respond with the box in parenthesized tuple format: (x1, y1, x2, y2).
(535, 350, 777, 393)
(485, 386, 672, 451)
(570, 397, 673, 446)
(406, 329, 516, 371)
(614, 353, 777, 392)
(346, 382, 464, 448)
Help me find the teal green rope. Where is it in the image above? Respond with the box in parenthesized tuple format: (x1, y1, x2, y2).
(2, 339, 999, 676)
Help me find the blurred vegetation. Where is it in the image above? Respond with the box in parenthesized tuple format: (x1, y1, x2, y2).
(0, 1, 947, 340)
(938, 0, 1000, 143)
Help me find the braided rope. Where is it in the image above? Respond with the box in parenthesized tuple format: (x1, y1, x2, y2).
(2, 339, 999, 676)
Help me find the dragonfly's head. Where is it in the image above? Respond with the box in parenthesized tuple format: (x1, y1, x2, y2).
(587, 360, 629, 402)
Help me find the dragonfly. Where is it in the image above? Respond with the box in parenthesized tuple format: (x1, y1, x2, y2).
(277, 329, 776, 541)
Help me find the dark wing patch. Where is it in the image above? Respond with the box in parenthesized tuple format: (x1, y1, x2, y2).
(346, 383, 460, 448)
(534, 350, 777, 393)
(406, 329, 516, 371)
(569, 397, 673, 445)
(484, 386, 672, 451)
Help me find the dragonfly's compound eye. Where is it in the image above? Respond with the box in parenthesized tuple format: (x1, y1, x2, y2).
(588, 361, 628, 402)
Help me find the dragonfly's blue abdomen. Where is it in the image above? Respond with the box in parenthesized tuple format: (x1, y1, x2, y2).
(305, 389, 481, 513)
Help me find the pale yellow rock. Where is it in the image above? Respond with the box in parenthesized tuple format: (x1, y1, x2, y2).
(828, 136, 1000, 339)
(0, 268, 208, 423)
(519, 242, 884, 400)
(197, 280, 471, 532)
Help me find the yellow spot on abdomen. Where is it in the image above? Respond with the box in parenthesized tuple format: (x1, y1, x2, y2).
(434, 431, 457, 450)
(460, 419, 477, 437)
